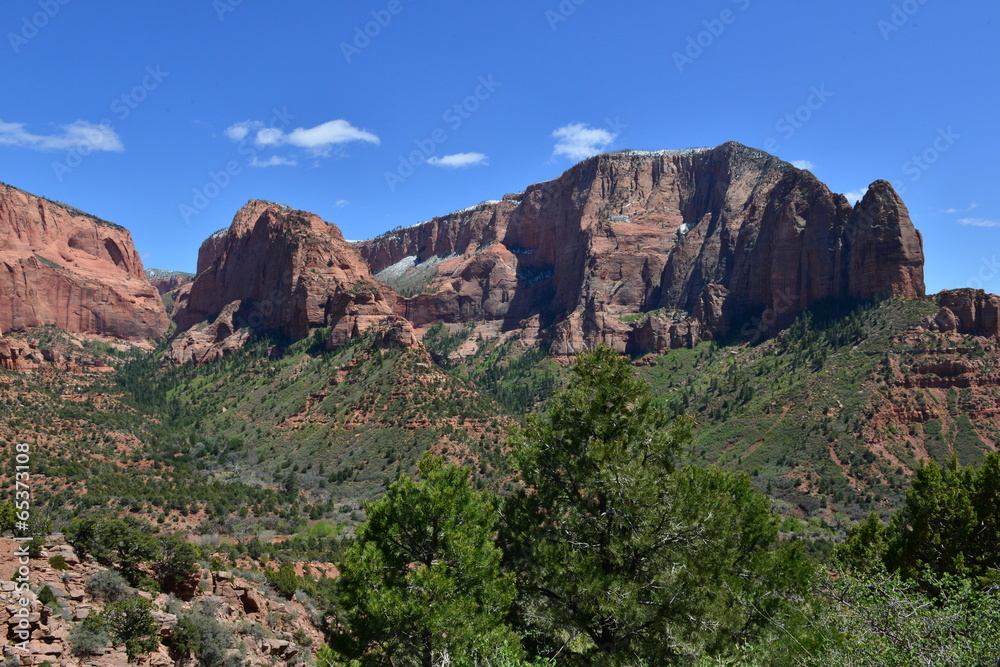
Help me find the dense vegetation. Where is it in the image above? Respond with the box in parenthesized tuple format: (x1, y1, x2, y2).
(0, 328, 510, 534)
(424, 324, 560, 414)
(314, 349, 1000, 665)
(423, 296, 1000, 520)
(117, 330, 511, 510)
(3, 295, 1000, 664)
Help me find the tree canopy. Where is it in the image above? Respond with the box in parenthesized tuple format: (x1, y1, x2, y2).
(333, 452, 519, 666)
(504, 346, 816, 664)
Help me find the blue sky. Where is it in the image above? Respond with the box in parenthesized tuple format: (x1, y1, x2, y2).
(1, 0, 996, 293)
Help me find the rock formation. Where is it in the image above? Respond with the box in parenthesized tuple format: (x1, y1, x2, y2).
(0, 336, 44, 371)
(146, 269, 194, 295)
(358, 142, 926, 355)
(927, 289, 1000, 337)
(0, 535, 323, 667)
(0, 183, 168, 341)
(168, 143, 926, 362)
(169, 200, 397, 363)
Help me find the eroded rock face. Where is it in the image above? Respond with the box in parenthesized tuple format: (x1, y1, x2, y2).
(0, 183, 168, 340)
(930, 289, 1000, 336)
(146, 269, 194, 295)
(358, 142, 926, 355)
(169, 200, 396, 363)
(0, 336, 44, 371)
(369, 314, 421, 351)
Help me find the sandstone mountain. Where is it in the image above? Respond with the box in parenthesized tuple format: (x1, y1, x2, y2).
(169, 200, 397, 364)
(359, 142, 925, 355)
(0, 183, 168, 341)
(146, 268, 195, 295)
(168, 143, 924, 363)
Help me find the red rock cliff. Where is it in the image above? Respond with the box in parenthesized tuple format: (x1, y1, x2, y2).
(0, 183, 168, 341)
(169, 200, 396, 363)
(146, 269, 194, 295)
(357, 142, 925, 354)
(928, 289, 1000, 337)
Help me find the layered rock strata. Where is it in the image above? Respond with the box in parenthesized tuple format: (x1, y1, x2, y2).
(358, 142, 925, 355)
(0, 183, 168, 340)
(169, 200, 397, 363)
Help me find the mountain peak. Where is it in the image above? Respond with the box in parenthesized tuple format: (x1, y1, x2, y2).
(168, 202, 396, 364)
(358, 142, 924, 356)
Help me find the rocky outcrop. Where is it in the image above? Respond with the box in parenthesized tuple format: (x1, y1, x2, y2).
(0, 183, 168, 341)
(358, 142, 925, 355)
(169, 200, 396, 363)
(928, 289, 1000, 337)
(369, 314, 421, 350)
(0, 536, 323, 667)
(146, 269, 194, 295)
(166, 300, 253, 365)
(0, 336, 44, 371)
(0, 334, 122, 373)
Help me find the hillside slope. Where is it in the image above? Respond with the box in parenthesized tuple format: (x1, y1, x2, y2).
(636, 291, 1000, 519)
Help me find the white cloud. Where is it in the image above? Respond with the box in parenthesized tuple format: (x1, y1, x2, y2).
(551, 123, 617, 161)
(0, 119, 123, 152)
(428, 152, 489, 169)
(224, 121, 256, 142)
(286, 120, 380, 150)
(255, 127, 285, 146)
(958, 218, 1000, 228)
(791, 160, 815, 170)
(843, 189, 867, 205)
(224, 118, 380, 157)
(249, 155, 297, 168)
(334, 199, 350, 208)
(942, 202, 979, 214)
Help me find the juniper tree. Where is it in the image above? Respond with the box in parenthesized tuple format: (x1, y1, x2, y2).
(333, 453, 519, 666)
(505, 346, 815, 665)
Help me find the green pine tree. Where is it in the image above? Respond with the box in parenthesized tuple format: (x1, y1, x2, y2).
(100, 596, 160, 662)
(333, 453, 519, 666)
(885, 453, 1000, 583)
(505, 346, 816, 665)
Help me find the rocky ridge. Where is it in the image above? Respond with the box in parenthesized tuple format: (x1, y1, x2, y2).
(169, 200, 398, 364)
(146, 269, 194, 296)
(927, 288, 1000, 337)
(359, 142, 925, 356)
(0, 183, 168, 341)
